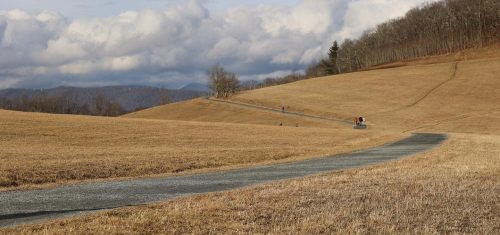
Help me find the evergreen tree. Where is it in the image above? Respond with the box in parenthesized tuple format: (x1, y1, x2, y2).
(327, 41, 339, 75)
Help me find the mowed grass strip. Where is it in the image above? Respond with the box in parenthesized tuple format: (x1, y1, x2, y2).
(0, 109, 397, 190)
(4, 133, 498, 234)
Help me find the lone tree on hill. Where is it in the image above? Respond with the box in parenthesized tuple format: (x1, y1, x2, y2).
(327, 40, 339, 75)
(208, 64, 240, 98)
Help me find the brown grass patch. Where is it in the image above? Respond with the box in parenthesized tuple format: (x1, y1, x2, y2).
(4, 133, 498, 234)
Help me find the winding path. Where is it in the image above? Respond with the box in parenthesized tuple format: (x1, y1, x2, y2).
(0, 133, 447, 228)
(373, 61, 460, 116)
(205, 97, 353, 125)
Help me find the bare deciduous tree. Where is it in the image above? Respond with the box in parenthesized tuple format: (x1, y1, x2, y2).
(208, 65, 240, 98)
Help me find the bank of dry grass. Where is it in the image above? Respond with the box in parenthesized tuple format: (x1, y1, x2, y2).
(5, 133, 498, 234)
(0, 109, 396, 190)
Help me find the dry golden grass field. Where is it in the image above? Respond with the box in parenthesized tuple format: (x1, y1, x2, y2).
(1, 46, 499, 233)
(0, 109, 396, 190)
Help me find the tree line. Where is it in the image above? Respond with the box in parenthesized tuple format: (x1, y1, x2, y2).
(0, 92, 127, 116)
(208, 61, 331, 97)
(330, 0, 500, 73)
(252, 0, 499, 87)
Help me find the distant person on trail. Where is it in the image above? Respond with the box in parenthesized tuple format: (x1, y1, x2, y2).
(282, 106, 285, 113)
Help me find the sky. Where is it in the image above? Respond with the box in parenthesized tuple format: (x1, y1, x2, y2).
(0, 0, 436, 89)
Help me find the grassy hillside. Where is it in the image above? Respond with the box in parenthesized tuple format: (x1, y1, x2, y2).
(233, 58, 500, 133)
(128, 46, 500, 134)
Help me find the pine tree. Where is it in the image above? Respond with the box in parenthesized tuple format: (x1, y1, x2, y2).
(327, 41, 339, 75)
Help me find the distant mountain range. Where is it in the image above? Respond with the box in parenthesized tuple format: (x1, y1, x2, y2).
(180, 83, 211, 92)
(0, 86, 205, 112)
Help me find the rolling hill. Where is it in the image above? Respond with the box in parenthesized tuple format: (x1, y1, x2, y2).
(126, 45, 500, 135)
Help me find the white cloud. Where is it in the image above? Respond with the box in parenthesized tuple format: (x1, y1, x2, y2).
(110, 55, 142, 71)
(335, 0, 438, 40)
(5, 9, 31, 20)
(0, 0, 434, 88)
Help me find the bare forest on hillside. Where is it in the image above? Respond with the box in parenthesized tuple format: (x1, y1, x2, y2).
(250, 0, 500, 90)
(336, 0, 500, 72)
(0, 86, 203, 116)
